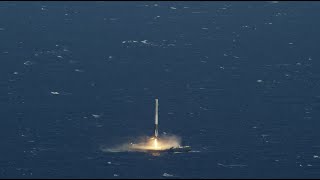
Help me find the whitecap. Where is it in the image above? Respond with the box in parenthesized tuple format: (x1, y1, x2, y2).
(24, 61, 33, 66)
(141, 40, 148, 44)
(92, 114, 101, 118)
(163, 173, 173, 177)
(74, 69, 84, 72)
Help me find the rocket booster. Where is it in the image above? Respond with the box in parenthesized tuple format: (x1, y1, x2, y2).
(154, 99, 159, 138)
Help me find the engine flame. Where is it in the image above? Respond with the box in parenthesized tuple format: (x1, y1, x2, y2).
(154, 138, 158, 148)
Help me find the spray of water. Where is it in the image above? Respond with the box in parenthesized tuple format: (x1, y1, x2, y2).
(101, 135, 181, 153)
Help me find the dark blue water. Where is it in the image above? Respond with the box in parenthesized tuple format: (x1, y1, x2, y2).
(1, 1, 320, 178)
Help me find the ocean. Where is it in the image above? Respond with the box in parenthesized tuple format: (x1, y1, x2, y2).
(1, 1, 320, 178)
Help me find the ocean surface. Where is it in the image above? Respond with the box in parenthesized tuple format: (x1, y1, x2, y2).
(1, 1, 320, 178)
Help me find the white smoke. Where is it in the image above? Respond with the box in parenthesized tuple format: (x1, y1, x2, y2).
(100, 134, 181, 153)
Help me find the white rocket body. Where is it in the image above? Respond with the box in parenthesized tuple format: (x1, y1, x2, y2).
(154, 99, 159, 138)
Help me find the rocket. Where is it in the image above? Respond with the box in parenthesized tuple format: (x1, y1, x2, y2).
(154, 99, 159, 138)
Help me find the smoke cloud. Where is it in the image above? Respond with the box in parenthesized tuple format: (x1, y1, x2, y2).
(101, 134, 181, 153)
